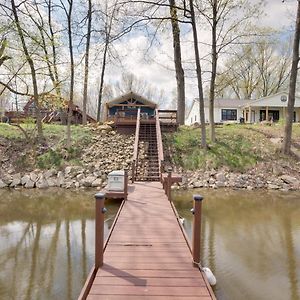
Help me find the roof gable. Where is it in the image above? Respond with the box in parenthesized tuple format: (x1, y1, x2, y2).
(107, 91, 157, 108)
(243, 92, 300, 107)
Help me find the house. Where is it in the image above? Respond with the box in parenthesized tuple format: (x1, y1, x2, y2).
(104, 91, 178, 134)
(22, 96, 96, 124)
(241, 92, 300, 123)
(185, 92, 300, 125)
(104, 91, 158, 122)
(185, 98, 249, 125)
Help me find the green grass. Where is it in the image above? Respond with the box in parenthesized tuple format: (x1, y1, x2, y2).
(166, 125, 277, 171)
(0, 123, 92, 143)
(0, 123, 22, 139)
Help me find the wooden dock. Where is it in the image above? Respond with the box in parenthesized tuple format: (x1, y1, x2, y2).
(79, 182, 215, 300)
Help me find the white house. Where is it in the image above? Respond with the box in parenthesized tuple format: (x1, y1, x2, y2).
(185, 92, 300, 125)
(185, 98, 248, 125)
(241, 92, 300, 123)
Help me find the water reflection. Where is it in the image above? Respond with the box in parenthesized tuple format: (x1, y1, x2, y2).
(0, 189, 120, 300)
(173, 189, 300, 300)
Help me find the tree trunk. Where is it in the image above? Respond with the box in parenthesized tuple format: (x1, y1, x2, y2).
(97, 35, 109, 122)
(169, 0, 185, 125)
(282, 1, 300, 154)
(66, 0, 74, 148)
(189, 0, 206, 148)
(48, 0, 65, 124)
(11, 0, 43, 141)
(209, 0, 217, 143)
(82, 0, 92, 125)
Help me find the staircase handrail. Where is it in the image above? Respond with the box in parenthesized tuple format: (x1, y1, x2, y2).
(155, 109, 164, 176)
(132, 108, 141, 182)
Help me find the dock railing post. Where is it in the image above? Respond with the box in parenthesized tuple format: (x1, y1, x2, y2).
(131, 160, 135, 183)
(167, 167, 172, 201)
(192, 194, 203, 267)
(160, 160, 164, 183)
(95, 192, 106, 269)
(124, 169, 128, 201)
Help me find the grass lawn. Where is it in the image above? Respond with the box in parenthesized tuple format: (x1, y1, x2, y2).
(0, 123, 92, 144)
(165, 124, 281, 171)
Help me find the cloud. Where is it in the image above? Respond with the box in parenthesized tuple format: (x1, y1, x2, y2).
(95, 1, 298, 106)
(255, 0, 297, 30)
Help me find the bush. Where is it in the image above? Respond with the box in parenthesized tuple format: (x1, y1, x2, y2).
(37, 149, 62, 169)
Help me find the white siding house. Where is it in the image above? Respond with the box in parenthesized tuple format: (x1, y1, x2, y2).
(241, 92, 300, 123)
(185, 98, 248, 125)
(185, 92, 300, 125)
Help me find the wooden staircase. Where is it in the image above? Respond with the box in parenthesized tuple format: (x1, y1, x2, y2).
(136, 123, 160, 181)
(131, 108, 164, 182)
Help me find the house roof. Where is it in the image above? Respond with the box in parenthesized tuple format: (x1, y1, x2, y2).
(241, 91, 300, 108)
(106, 91, 157, 108)
(208, 98, 249, 108)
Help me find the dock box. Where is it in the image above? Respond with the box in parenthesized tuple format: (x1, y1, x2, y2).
(107, 170, 125, 191)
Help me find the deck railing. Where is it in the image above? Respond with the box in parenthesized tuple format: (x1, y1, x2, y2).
(78, 171, 129, 300)
(131, 108, 141, 182)
(157, 109, 178, 124)
(155, 109, 164, 179)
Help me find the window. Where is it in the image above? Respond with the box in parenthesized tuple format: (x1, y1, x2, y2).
(221, 109, 237, 121)
(195, 115, 197, 121)
(191, 117, 192, 123)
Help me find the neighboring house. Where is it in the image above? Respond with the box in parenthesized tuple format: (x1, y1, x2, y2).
(185, 98, 248, 125)
(185, 92, 300, 125)
(9, 96, 96, 124)
(241, 92, 300, 123)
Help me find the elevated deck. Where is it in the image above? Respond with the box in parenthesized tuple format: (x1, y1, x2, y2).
(80, 182, 215, 300)
(107, 109, 178, 135)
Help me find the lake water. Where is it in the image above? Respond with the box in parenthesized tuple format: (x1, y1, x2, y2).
(173, 189, 300, 300)
(0, 188, 299, 300)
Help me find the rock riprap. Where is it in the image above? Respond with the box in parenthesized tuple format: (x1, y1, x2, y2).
(0, 130, 135, 190)
(179, 161, 300, 191)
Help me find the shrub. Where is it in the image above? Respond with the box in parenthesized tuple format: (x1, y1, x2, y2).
(37, 149, 62, 169)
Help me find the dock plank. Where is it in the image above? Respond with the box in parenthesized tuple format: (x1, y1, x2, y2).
(87, 296, 212, 300)
(89, 285, 210, 296)
(84, 182, 215, 300)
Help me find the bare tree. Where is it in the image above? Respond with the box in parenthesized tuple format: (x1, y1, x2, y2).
(0, 39, 11, 67)
(189, 0, 207, 148)
(82, 0, 92, 125)
(215, 37, 291, 99)
(96, 0, 118, 122)
(282, 0, 300, 155)
(10, 0, 44, 141)
(169, 0, 185, 124)
(59, 0, 75, 148)
(254, 40, 291, 97)
(196, 0, 263, 142)
(113, 72, 166, 105)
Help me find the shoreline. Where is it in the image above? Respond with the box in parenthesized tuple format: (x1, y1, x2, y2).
(1, 165, 300, 192)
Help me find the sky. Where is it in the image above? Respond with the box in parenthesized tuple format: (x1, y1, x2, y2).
(101, 0, 298, 109)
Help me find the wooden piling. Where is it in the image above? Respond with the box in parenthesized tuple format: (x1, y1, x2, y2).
(192, 194, 203, 266)
(124, 169, 128, 201)
(131, 160, 135, 183)
(167, 167, 172, 201)
(95, 192, 106, 269)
